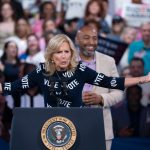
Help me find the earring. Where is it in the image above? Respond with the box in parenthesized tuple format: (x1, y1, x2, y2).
(51, 60, 54, 63)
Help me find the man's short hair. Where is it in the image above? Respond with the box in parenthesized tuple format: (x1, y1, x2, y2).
(130, 57, 144, 66)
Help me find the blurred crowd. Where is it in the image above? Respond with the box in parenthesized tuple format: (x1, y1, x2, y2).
(0, 0, 150, 142)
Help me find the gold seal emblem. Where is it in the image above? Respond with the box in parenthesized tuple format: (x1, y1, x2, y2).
(41, 116, 77, 150)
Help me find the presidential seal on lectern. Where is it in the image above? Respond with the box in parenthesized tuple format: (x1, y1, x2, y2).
(41, 116, 77, 150)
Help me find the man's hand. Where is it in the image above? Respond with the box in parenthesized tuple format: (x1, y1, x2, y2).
(82, 91, 103, 105)
(118, 127, 134, 137)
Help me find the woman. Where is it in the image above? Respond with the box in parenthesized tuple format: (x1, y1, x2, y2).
(0, 34, 150, 107)
(119, 26, 137, 69)
(6, 17, 31, 57)
(77, 0, 110, 34)
(0, 2, 16, 51)
(0, 41, 21, 82)
(19, 33, 42, 66)
(40, 19, 61, 50)
(0, 41, 23, 107)
(31, 1, 56, 38)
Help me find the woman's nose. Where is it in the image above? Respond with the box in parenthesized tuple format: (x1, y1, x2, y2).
(61, 52, 66, 58)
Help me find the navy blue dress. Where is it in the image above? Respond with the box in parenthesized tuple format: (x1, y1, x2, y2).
(2, 62, 125, 107)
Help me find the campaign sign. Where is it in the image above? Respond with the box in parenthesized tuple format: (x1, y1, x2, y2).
(122, 3, 150, 27)
(97, 36, 128, 65)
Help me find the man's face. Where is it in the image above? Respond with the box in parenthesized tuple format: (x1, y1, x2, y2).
(112, 22, 124, 34)
(130, 60, 144, 77)
(141, 23, 150, 44)
(76, 27, 98, 57)
(127, 87, 142, 111)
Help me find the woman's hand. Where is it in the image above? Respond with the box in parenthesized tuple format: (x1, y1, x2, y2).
(139, 73, 150, 84)
(125, 73, 150, 87)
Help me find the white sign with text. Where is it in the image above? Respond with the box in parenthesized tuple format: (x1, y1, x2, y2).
(122, 3, 150, 27)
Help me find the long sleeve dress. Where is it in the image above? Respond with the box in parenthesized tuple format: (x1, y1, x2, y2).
(2, 62, 125, 107)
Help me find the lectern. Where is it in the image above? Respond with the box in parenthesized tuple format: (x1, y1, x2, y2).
(10, 108, 106, 150)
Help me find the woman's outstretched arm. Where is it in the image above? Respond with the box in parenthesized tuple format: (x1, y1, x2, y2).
(125, 73, 150, 87)
(83, 64, 150, 91)
(0, 66, 42, 95)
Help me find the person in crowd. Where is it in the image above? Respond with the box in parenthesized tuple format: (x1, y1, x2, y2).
(42, 19, 61, 34)
(0, 41, 22, 82)
(75, 25, 123, 150)
(119, 26, 137, 70)
(0, 34, 150, 109)
(129, 57, 150, 107)
(19, 33, 43, 65)
(111, 85, 150, 137)
(120, 66, 131, 77)
(44, 30, 60, 48)
(0, 2, 16, 51)
(0, 0, 24, 20)
(64, 18, 79, 42)
(40, 19, 61, 50)
(31, 1, 57, 38)
(130, 57, 144, 77)
(0, 41, 23, 107)
(128, 22, 150, 75)
(6, 17, 31, 56)
(39, 1, 56, 21)
(107, 15, 126, 42)
(77, 0, 110, 34)
(121, 27, 137, 45)
(101, 0, 112, 28)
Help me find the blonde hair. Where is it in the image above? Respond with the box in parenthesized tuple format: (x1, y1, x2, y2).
(44, 34, 78, 75)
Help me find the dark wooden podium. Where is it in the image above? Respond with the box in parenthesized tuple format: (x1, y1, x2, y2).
(10, 108, 106, 150)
